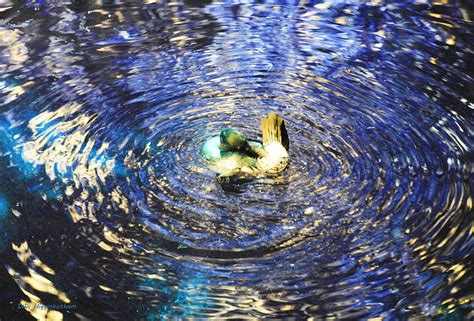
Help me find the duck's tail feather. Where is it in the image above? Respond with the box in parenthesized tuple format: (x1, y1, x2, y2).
(261, 112, 289, 151)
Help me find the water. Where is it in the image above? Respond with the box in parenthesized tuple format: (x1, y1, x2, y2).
(0, 0, 472, 320)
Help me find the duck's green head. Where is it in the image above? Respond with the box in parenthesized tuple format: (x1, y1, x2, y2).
(220, 128, 248, 152)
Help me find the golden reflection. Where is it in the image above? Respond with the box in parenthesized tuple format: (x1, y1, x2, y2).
(9, 242, 72, 321)
(0, 28, 28, 70)
(314, 3, 330, 10)
(20, 101, 134, 221)
(448, 264, 466, 284)
(428, 13, 444, 19)
(147, 274, 166, 281)
(111, 186, 130, 213)
(103, 226, 121, 244)
(459, 294, 473, 305)
(99, 285, 114, 292)
(335, 17, 349, 25)
(12, 242, 55, 275)
(1, 80, 34, 104)
(446, 35, 456, 46)
(98, 241, 114, 252)
(67, 203, 94, 223)
(460, 8, 470, 22)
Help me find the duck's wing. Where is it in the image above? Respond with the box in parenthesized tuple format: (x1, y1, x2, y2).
(261, 112, 289, 151)
(258, 142, 289, 173)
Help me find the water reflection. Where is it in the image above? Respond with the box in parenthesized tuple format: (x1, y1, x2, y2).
(0, 0, 472, 320)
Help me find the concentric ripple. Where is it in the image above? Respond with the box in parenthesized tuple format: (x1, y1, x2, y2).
(0, 0, 472, 320)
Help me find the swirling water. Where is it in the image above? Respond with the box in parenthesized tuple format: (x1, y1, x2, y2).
(0, 0, 472, 320)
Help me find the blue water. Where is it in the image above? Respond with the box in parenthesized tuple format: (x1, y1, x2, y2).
(0, 0, 472, 320)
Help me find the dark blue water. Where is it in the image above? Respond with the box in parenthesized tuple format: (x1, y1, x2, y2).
(0, 0, 473, 320)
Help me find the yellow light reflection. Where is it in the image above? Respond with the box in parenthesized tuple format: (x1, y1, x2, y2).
(9, 242, 72, 321)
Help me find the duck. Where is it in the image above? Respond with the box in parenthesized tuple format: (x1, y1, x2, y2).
(201, 112, 289, 182)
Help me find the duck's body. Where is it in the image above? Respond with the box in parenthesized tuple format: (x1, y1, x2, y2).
(201, 113, 289, 181)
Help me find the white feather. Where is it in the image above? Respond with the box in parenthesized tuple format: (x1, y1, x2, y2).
(257, 142, 289, 174)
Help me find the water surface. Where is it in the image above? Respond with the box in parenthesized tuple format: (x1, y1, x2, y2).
(0, 0, 473, 320)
